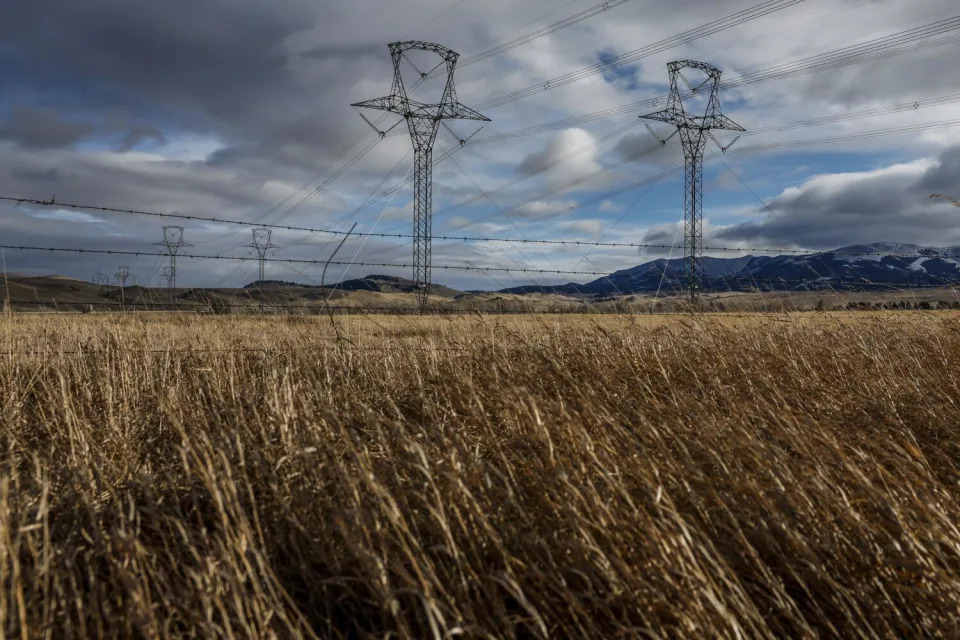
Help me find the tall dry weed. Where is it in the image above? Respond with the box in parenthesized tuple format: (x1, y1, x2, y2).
(0, 312, 958, 638)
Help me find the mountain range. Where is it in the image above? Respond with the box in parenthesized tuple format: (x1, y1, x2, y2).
(499, 243, 960, 295)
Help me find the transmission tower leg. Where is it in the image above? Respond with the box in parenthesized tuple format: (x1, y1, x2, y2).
(170, 254, 177, 309)
(258, 257, 265, 312)
(412, 146, 433, 313)
(683, 138, 707, 305)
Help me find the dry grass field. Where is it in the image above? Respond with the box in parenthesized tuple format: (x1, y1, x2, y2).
(1, 311, 959, 638)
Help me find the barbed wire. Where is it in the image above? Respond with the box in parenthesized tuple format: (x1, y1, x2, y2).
(5, 242, 960, 278)
(0, 243, 614, 275)
(6, 197, 960, 259)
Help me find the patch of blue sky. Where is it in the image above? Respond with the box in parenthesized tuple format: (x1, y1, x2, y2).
(596, 50, 641, 91)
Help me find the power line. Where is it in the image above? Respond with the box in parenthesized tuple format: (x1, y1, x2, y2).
(270, 134, 385, 225)
(449, 0, 633, 71)
(436, 120, 641, 218)
(242, 0, 487, 227)
(249, 128, 375, 225)
(6, 140, 960, 262)
(730, 117, 960, 154)
(469, 17, 960, 144)
(476, 0, 808, 109)
(720, 17, 960, 91)
(0, 244, 612, 276)
(725, 92, 960, 139)
(1, 242, 956, 280)
(292, 92, 960, 238)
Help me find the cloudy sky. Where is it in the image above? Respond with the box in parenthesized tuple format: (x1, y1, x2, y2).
(2, 0, 960, 289)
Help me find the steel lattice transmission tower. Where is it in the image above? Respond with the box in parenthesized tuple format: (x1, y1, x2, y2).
(154, 226, 192, 306)
(641, 60, 744, 303)
(92, 271, 109, 293)
(352, 41, 490, 311)
(244, 228, 280, 286)
(114, 266, 130, 288)
(114, 265, 131, 311)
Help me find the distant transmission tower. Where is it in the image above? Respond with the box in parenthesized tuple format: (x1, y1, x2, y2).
(244, 228, 280, 286)
(92, 271, 109, 294)
(154, 226, 191, 307)
(353, 41, 490, 311)
(161, 266, 174, 288)
(244, 228, 280, 311)
(641, 61, 744, 303)
(115, 265, 131, 311)
(114, 266, 130, 288)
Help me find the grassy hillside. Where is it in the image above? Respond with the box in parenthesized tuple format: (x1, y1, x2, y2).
(1, 273, 959, 313)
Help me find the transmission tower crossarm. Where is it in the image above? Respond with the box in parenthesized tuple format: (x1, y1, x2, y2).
(639, 108, 684, 124)
(438, 102, 491, 121)
(350, 96, 408, 116)
(701, 113, 745, 132)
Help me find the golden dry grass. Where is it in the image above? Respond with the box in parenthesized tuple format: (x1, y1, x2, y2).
(1, 311, 959, 638)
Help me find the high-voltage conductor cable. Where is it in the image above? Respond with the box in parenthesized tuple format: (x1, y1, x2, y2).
(729, 117, 960, 153)
(269, 134, 384, 225)
(337, 88, 959, 232)
(334, 143, 467, 222)
(444, 154, 598, 299)
(721, 16, 960, 90)
(397, 114, 960, 249)
(244, 0, 491, 227)
(3, 196, 954, 258)
(722, 93, 960, 140)
(5, 117, 957, 256)
(211, 132, 386, 254)
(470, 17, 960, 145)
(250, 128, 374, 224)
(255, 1, 638, 229)
(447, 0, 633, 71)
(475, 0, 807, 110)
(435, 120, 641, 219)
(0, 245, 616, 276)
(384, 0, 821, 142)
(282, 151, 414, 268)
(250, 6, 956, 229)
(441, 91, 960, 223)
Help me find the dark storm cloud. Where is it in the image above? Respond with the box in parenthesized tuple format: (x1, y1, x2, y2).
(714, 145, 960, 248)
(116, 125, 165, 152)
(0, 104, 165, 152)
(0, 107, 94, 149)
(0, 1, 312, 110)
(0, 0, 377, 173)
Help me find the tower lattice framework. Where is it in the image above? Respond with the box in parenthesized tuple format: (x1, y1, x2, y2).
(154, 226, 191, 307)
(244, 228, 280, 309)
(353, 41, 489, 311)
(641, 61, 744, 303)
(244, 228, 280, 286)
